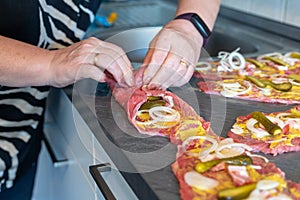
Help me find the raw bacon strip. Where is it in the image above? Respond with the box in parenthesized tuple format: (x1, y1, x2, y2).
(106, 66, 300, 200)
(197, 78, 300, 105)
(172, 136, 300, 200)
(228, 106, 300, 155)
(106, 67, 206, 139)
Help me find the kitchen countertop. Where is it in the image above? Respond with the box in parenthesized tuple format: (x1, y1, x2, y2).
(66, 5, 300, 200)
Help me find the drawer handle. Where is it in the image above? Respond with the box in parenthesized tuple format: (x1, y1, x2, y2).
(42, 133, 68, 167)
(89, 163, 116, 200)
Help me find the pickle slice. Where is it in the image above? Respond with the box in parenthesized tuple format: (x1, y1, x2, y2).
(245, 75, 266, 88)
(261, 80, 292, 92)
(246, 58, 266, 69)
(251, 111, 282, 135)
(264, 56, 290, 67)
(195, 155, 252, 173)
(139, 100, 166, 110)
(245, 76, 292, 91)
(218, 183, 257, 200)
(147, 96, 163, 101)
(290, 52, 300, 59)
(288, 74, 300, 83)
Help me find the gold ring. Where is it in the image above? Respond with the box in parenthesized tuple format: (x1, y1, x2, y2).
(94, 53, 99, 66)
(180, 60, 189, 68)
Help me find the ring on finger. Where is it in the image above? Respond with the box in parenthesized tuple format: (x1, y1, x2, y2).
(94, 53, 99, 66)
(179, 59, 189, 68)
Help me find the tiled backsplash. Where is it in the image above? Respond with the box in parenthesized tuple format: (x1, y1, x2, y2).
(221, 0, 300, 28)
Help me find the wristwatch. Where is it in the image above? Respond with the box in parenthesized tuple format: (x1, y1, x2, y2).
(174, 13, 211, 47)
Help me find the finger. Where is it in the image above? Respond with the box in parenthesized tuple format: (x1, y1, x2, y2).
(94, 50, 134, 86)
(148, 53, 184, 89)
(143, 46, 154, 66)
(143, 47, 169, 85)
(92, 41, 134, 86)
(78, 64, 106, 82)
(93, 53, 126, 85)
(171, 63, 194, 87)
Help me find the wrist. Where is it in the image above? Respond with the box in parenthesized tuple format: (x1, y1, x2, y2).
(164, 19, 204, 47)
(174, 13, 211, 47)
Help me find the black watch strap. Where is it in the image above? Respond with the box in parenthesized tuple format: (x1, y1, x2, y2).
(174, 13, 211, 47)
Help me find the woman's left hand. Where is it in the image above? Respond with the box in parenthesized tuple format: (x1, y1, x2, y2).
(142, 19, 203, 89)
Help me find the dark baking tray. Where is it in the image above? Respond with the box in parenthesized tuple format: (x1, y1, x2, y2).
(88, 77, 299, 200)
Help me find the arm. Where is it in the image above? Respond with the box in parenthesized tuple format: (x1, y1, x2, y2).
(0, 35, 52, 87)
(142, 0, 220, 89)
(0, 36, 134, 88)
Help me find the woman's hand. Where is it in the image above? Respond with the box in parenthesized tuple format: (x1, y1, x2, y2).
(142, 20, 203, 89)
(49, 37, 134, 88)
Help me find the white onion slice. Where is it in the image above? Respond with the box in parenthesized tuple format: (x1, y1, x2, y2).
(256, 180, 279, 191)
(215, 143, 252, 158)
(246, 152, 269, 163)
(135, 106, 180, 128)
(257, 52, 283, 61)
(221, 81, 252, 97)
(271, 77, 289, 84)
(219, 138, 234, 145)
(276, 112, 293, 120)
(289, 78, 300, 86)
(230, 125, 244, 135)
(265, 116, 285, 128)
(249, 165, 262, 170)
(195, 61, 212, 71)
(217, 48, 246, 72)
(164, 95, 174, 108)
(149, 106, 180, 122)
(228, 51, 246, 70)
(184, 171, 219, 190)
(246, 118, 269, 138)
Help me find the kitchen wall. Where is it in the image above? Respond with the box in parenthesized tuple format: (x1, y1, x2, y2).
(221, 0, 300, 28)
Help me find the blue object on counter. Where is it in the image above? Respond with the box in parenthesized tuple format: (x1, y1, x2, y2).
(95, 12, 118, 28)
(95, 16, 112, 27)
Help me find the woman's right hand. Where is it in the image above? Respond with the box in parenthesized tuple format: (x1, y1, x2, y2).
(48, 37, 134, 88)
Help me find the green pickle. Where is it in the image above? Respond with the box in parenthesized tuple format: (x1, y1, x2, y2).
(245, 76, 292, 91)
(264, 56, 290, 67)
(290, 52, 300, 59)
(195, 155, 252, 173)
(245, 75, 266, 88)
(245, 58, 266, 69)
(261, 80, 292, 92)
(139, 100, 166, 110)
(288, 74, 300, 83)
(251, 111, 282, 135)
(218, 183, 257, 200)
(147, 96, 163, 101)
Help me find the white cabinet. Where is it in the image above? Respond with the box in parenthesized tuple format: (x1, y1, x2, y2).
(32, 88, 137, 200)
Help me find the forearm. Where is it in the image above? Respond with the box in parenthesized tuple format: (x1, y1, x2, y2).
(0, 35, 52, 87)
(176, 0, 221, 31)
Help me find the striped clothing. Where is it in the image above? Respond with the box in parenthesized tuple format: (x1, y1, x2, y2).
(0, 0, 101, 191)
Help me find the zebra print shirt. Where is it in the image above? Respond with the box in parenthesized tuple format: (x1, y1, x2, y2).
(0, 0, 101, 191)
